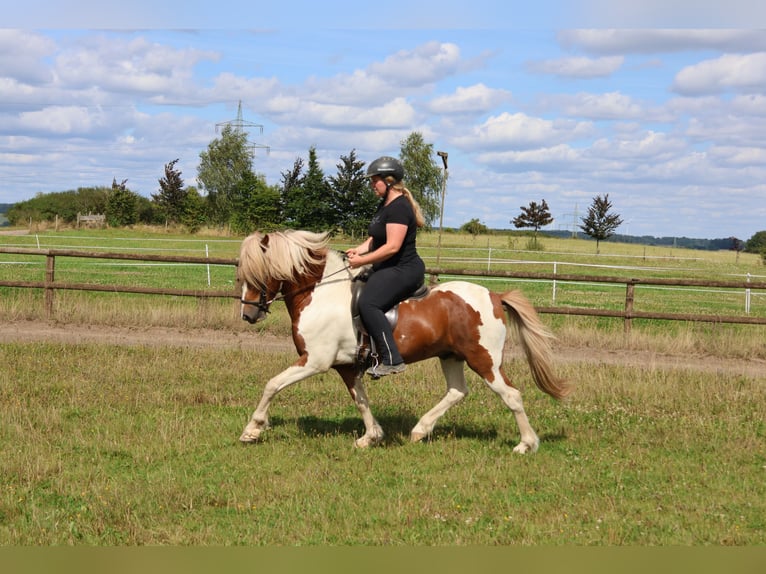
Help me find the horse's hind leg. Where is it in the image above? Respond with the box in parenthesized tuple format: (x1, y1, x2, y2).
(411, 356, 468, 442)
(485, 369, 540, 454)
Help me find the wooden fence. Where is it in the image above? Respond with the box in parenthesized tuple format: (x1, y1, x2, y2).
(2, 247, 766, 332)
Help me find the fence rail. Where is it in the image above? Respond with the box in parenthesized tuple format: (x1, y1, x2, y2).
(2, 247, 766, 331)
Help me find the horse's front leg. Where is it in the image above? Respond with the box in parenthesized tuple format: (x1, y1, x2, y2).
(239, 363, 321, 443)
(334, 364, 384, 448)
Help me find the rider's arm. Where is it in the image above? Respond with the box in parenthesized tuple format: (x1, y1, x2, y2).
(348, 223, 406, 267)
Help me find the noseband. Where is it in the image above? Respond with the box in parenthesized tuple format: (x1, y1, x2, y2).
(240, 282, 282, 316)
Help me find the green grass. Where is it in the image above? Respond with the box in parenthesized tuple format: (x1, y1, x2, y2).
(1, 228, 764, 545)
(0, 342, 763, 545)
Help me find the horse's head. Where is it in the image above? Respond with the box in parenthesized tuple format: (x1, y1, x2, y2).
(238, 232, 280, 324)
(240, 276, 282, 324)
(237, 229, 330, 324)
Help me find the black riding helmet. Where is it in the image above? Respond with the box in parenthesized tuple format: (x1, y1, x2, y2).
(365, 156, 404, 183)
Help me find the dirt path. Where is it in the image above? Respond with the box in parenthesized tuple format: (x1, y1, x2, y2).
(1, 320, 764, 379)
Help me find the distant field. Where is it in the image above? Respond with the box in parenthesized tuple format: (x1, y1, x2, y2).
(1, 228, 764, 348)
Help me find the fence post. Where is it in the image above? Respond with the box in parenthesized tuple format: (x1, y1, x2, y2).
(624, 281, 635, 335)
(745, 273, 751, 315)
(552, 262, 557, 303)
(45, 254, 55, 319)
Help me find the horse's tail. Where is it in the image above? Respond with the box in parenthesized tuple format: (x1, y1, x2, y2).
(500, 291, 572, 400)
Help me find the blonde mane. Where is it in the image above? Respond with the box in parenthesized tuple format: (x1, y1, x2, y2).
(239, 230, 330, 288)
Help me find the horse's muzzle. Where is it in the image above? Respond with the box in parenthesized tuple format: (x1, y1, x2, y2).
(241, 305, 267, 324)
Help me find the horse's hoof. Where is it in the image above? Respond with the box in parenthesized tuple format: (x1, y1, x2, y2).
(354, 433, 384, 449)
(239, 430, 262, 443)
(410, 431, 428, 443)
(512, 441, 538, 454)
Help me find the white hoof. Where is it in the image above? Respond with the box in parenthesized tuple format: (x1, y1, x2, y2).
(410, 431, 428, 443)
(512, 440, 539, 454)
(354, 433, 384, 449)
(239, 427, 263, 443)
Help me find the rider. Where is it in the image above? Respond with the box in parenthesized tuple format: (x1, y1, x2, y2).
(346, 156, 426, 377)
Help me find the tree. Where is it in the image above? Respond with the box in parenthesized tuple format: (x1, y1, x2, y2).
(512, 199, 554, 240)
(180, 187, 207, 233)
(399, 132, 442, 227)
(197, 124, 253, 225)
(7, 187, 109, 225)
(280, 157, 305, 228)
(105, 178, 138, 227)
(745, 230, 766, 254)
(460, 218, 489, 237)
(229, 171, 281, 235)
(152, 159, 187, 224)
(579, 193, 623, 253)
(301, 147, 334, 231)
(327, 149, 377, 237)
(281, 147, 334, 231)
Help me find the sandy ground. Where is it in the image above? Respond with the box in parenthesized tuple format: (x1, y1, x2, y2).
(1, 320, 763, 379)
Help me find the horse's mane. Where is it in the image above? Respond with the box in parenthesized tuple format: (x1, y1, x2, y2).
(239, 229, 330, 287)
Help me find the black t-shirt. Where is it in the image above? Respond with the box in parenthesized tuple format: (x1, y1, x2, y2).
(368, 195, 419, 270)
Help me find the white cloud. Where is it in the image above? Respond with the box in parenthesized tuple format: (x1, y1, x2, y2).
(428, 83, 512, 114)
(527, 55, 624, 78)
(547, 91, 646, 120)
(0, 30, 56, 85)
(53, 35, 219, 97)
(476, 144, 580, 168)
(451, 112, 594, 151)
(369, 41, 465, 87)
(270, 97, 417, 129)
(558, 29, 766, 55)
(672, 52, 766, 95)
(589, 131, 685, 161)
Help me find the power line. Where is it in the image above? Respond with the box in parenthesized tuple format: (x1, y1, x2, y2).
(215, 100, 270, 158)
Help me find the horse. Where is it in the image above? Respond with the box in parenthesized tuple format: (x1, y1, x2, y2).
(237, 229, 571, 453)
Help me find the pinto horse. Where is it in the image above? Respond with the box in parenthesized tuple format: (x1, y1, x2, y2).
(237, 229, 570, 453)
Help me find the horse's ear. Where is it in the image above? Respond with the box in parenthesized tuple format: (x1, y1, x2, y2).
(260, 234, 270, 250)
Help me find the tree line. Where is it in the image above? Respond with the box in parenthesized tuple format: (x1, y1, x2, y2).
(5, 123, 765, 261)
(6, 128, 443, 237)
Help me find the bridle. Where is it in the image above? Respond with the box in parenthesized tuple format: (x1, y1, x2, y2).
(239, 282, 283, 316)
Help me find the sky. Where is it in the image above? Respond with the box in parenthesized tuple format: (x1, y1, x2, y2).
(3, 1, 766, 240)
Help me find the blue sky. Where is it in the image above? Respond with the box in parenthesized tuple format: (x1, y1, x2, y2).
(3, 1, 766, 240)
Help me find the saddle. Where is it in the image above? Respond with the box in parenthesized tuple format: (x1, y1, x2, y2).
(350, 267, 430, 370)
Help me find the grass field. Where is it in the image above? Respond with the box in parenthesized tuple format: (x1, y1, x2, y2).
(0, 227, 765, 546)
(0, 341, 764, 545)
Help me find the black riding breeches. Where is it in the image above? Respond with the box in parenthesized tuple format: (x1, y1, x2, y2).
(358, 262, 425, 365)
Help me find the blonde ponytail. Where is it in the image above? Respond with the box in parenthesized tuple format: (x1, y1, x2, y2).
(387, 180, 425, 228)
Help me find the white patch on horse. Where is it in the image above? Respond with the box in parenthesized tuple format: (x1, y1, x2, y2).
(295, 252, 357, 368)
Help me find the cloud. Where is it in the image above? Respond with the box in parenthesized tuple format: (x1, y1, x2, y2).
(476, 144, 581, 169)
(428, 83, 512, 114)
(0, 30, 56, 85)
(672, 52, 766, 95)
(54, 35, 219, 97)
(368, 41, 469, 87)
(558, 29, 766, 55)
(527, 55, 624, 78)
(269, 98, 417, 129)
(301, 41, 482, 107)
(451, 112, 594, 151)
